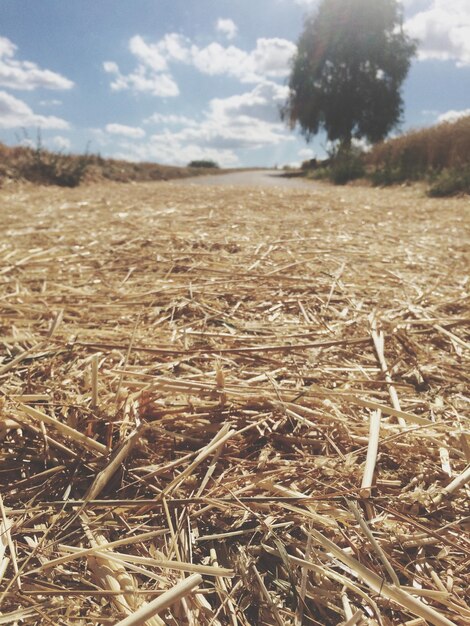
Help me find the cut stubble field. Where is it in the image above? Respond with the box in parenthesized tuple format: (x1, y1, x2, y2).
(0, 178, 469, 625)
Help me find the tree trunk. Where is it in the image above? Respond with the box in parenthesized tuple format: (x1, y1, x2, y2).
(340, 132, 352, 153)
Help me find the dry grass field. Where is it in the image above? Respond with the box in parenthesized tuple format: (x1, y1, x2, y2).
(0, 179, 469, 625)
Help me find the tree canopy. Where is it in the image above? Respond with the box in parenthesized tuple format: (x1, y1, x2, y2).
(283, 0, 417, 149)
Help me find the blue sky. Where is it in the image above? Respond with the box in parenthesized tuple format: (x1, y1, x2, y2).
(0, 0, 469, 167)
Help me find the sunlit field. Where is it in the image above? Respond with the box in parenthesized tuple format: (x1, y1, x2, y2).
(1, 178, 468, 625)
(1, 0, 469, 624)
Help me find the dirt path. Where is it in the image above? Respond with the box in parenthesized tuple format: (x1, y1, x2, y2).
(1, 180, 468, 625)
(182, 168, 315, 188)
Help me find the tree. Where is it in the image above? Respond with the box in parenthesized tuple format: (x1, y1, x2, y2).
(188, 160, 220, 169)
(282, 0, 416, 150)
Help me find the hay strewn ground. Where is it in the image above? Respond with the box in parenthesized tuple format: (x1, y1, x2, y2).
(0, 180, 469, 625)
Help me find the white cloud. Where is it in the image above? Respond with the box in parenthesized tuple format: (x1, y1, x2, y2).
(191, 43, 248, 77)
(251, 38, 296, 78)
(110, 80, 293, 167)
(352, 137, 371, 152)
(115, 137, 240, 168)
(210, 81, 289, 123)
(104, 33, 297, 96)
(129, 35, 168, 72)
(216, 18, 238, 40)
(437, 108, 470, 123)
(190, 37, 296, 83)
(0, 90, 69, 129)
(38, 99, 62, 107)
(143, 112, 288, 155)
(421, 108, 440, 118)
(298, 148, 315, 160)
(175, 115, 289, 151)
(52, 135, 71, 150)
(182, 82, 293, 151)
(0, 36, 74, 90)
(103, 58, 179, 97)
(105, 123, 146, 138)
(157, 34, 192, 63)
(292, 0, 319, 7)
(144, 112, 198, 127)
(103, 61, 119, 74)
(405, 0, 470, 66)
(103, 35, 180, 97)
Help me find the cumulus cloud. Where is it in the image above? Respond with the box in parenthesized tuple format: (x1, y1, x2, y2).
(133, 113, 288, 156)
(216, 18, 238, 40)
(298, 148, 315, 160)
(0, 90, 69, 129)
(0, 36, 74, 90)
(105, 123, 146, 138)
(128, 35, 168, 72)
(157, 34, 192, 63)
(190, 43, 247, 77)
(251, 38, 296, 78)
(150, 82, 291, 151)
(437, 108, 470, 123)
(52, 135, 71, 150)
(104, 33, 297, 96)
(210, 81, 289, 123)
(103, 57, 179, 97)
(109, 80, 293, 167)
(38, 99, 62, 107)
(190, 37, 296, 83)
(174, 115, 289, 151)
(103, 35, 180, 97)
(144, 112, 198, 127)
(405, 0, 470, 66)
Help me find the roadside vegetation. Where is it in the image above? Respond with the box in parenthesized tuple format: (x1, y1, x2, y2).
(283, 0, 469, 197)
(367, 114, 470, 196)
(303, 115, 470, 196)
(0, 139, 223, 187)
(187, 159, 219, 168)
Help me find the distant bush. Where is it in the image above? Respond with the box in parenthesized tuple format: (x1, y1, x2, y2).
(308, 148, 365, 185)
(428, 167, 470, 197)
(329, 148, 365, 185)
(308, 166, 331, 181)
(301, 158, 318, 170)
(24, 144, 92, 187)
(188, 160, 219, 168)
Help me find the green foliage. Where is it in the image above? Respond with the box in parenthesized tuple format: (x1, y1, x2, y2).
(369, 162, 405, 186)
(283, 0, 416, 148)
(308, 166, 331, 181)
(428, 167, 470, 197)
(188, 159, 220, 169)
(309, 148, 365, 184)
(329, 149, 365, 184)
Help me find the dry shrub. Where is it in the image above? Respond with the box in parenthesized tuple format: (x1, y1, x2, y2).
(367, 116, 470, 177)
(0, 141, 227, 187)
